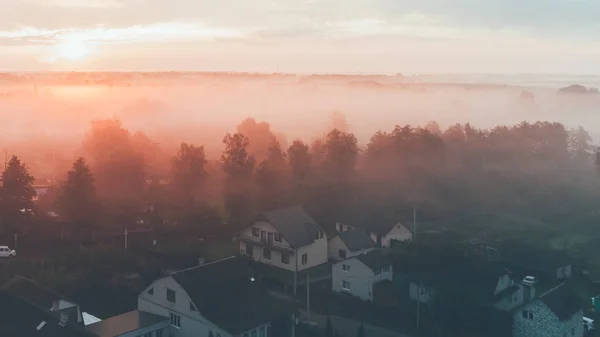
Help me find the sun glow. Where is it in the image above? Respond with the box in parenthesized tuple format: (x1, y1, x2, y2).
(55, 38, 91, 61)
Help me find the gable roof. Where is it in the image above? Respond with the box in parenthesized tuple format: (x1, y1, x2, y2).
(0, 290, 97, 337)
(170, 256, 295, 335)
(335, 207, 408, 236)
(259, 205, 322, 248)
(336, 230, 377, 252)
(1, 275, 75, 310)
(538, 282, 582, 321)
(354, 249, 395, 270)
(87, 310, 167, 337)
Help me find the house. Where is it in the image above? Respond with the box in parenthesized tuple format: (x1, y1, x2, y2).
(328, 229, 376, 261)
(87, 310, 169, 337)
(1, 275, 84, 325)
(332, 249, 395, 301)
(335, 210, 412, 247)
(237, 205, 328, 272)
(138, 256, 296, 337)
(0, 290, 97, 337)
(513, 282, 583, 337)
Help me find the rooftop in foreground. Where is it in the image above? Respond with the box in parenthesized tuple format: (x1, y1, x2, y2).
(86, 310, 168, 337)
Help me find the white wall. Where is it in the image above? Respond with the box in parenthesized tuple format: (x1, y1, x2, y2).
(241, 241, 296, 271)
(332, 258, 374, 301)
(138, 277, 232, 337)
(381, 223, 412, 247)
(297, 231, 328, 271)
(241, 221, 293, 249)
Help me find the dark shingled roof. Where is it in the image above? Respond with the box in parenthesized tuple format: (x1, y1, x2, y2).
(337, 230, 377, 252)
(0, 290, 97, 337)
(259, 205, 322, 248)
(170, 256, 296, 335)
(87, 310, 168, 337)
(335, 207, 408, 236)
(1, 275, 74, 310)
(539, 282, 582, 321)
(355, 249, 395, 270)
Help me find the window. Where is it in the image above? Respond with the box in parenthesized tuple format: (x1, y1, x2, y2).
(571, 328, 575, 336)
(338, 249, 346, 259)
(268, 232, 274, 243)
(166, 289, 176, 303)
(281, 254, 290, 264)
(156, 328, 163, 337)
(342, 264, 350, 272)
(522, 311, 527, 318)
(342, 280, 351, 290)
(259, 327, 265, 337)
(374, 269, 381, 276)
(318, 230, 324, 239)
(169, 313, 180, 328)
(528, 312, 533, 319)
(246, 244, 254, 257)
(252, 228, 260, 237)
(263, 248, 271, 260)
(302, 254, 308, 265)
(209, 331, 214, 337)
(252, 330, 257, 337)
(275, 233, 282, 242)
(190, 302, 197, 312)
(147, 288, 154, 295)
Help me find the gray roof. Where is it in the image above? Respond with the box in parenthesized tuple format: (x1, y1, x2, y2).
(260, 205, 322, 248)
(170, 256, 296, 335)
(1, 275, 75, 311)
(336, 207, 408, 236)
(336, 230, 376, 252)
(87, 310, 168, 337)
(355, 250, 395, 270)
(539, 282, 582, 321)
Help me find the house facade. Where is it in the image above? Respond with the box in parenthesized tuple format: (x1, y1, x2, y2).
(512, 282, 583, 337)
(328, 230, 376, 261)
(138, 256, 295, 337)
(335, 221, 412, 248)
(238, 206, 327, 272)
(332, 250, 394, 301)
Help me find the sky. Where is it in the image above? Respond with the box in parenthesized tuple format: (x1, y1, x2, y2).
(2, 0, 600, 74)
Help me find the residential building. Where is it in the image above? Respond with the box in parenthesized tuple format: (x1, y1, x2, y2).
(513, 282, 583, 337)
(138, 256, 296, 337)
(238, 205, 328, 272)
(493, 243, 572, 283)
(1, 275, 84, 325)
(328, 229, 376, 261)
(335, 211, 412, 247)
(332, 250, 394, 301)
(0, 290, 97, 337)
(87, 310, 169, 337)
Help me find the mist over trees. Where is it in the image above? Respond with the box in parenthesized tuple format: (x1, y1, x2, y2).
(0, 114, 598, 257)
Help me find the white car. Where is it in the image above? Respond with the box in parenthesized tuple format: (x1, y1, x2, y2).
(522, 276, 539, 286)
(0, 246, 16, 258)
(583, 317, 595, 332)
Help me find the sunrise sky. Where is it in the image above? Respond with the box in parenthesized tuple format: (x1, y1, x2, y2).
(2, 0, 600, 73)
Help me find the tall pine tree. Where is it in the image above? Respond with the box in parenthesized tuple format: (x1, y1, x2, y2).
(58, 157, 98, 225)
(0, 156, 36, 230)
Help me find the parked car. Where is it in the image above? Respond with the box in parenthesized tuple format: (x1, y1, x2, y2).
(583, 317, 595, 332)
(0, 246, 16, 258)
(522, 276, 539, 286)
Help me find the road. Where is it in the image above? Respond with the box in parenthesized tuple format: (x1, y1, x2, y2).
(299, 309, 413, 337)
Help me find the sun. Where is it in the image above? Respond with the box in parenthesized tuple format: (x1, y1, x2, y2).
(55, 38, 91, 61)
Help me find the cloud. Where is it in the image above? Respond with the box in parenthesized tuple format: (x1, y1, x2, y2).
(18, 0, 127, 8)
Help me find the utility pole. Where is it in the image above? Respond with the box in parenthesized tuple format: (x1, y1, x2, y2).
(416, 283, 421, 333)
(293, 249, 298, 296)
(14, 233, 17, 250)
(124, 226, 128, 251)
(306, 270, 310, 325)
(413, 205, 417, 242)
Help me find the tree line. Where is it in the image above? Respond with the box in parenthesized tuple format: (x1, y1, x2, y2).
(0, 118, 598, 251)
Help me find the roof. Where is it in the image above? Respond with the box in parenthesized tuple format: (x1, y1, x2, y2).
(335, 207, 408, 236)
(86, 310, 168, 337)
(538, 282, 582, 321)
(1, 275, 74, 310)
(336, 229, 377, 252)
(495, 243, 571, 273)
(170, 256, 296, 335)
(354, 250, 395, 270)
(0, 290, 97, 337)
(259, 205, 322, 248)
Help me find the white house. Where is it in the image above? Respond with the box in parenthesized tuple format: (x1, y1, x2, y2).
(513, 282, 583, 337)
(238, 205, 328, 272)
(335, 218, 412, 248)
(332, 250, 394, 302)
(138, 256, 295, 337)
(328, 229, 376, 261)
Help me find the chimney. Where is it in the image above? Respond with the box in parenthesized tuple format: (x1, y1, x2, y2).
(51, 301, 60, 312)
(58, 312, 68, 327)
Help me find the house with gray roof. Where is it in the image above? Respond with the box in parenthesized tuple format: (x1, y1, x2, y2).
(332, 250, 395, 301)
(334, 208, 412, 247)
(237, 205, 328, 274)
(138, 256, 296, 337)
(513, 282, 583, 337)
(328, 229, 376, 261)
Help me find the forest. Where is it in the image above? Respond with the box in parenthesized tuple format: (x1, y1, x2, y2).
(0, 116, 598, 261)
